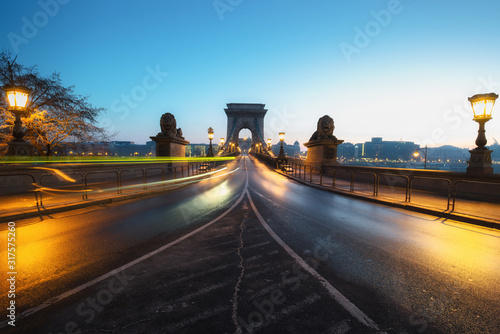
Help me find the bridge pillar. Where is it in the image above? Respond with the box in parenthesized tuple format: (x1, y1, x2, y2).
(224, 103, 267, 153)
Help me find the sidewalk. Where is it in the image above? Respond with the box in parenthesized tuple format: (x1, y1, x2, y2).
(276, 166, 500, 230)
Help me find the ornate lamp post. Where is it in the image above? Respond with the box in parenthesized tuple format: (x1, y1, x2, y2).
(277, 132, 287, 168)
(267, 138, 272, 149)
(278, 132, 286, 158)
(207, 127, 214, 157)
(413, 145, 428, 169)
(466, 92, 497, 175)
(3, 85, 33, 156)
(220, 137, 225, 154)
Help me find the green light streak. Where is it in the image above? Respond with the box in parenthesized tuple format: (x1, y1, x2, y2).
(0, 156, 235, 165)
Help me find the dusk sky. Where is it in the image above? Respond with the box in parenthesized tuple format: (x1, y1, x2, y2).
(1, 0, 500, 149)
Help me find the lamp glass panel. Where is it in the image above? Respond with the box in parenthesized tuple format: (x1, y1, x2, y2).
(472, 101, 484, 117)
(472, 99, 495, 118)
(6, 91, 16, 107)
(485, 99, 495, 117)
(16, 92, 28, 108)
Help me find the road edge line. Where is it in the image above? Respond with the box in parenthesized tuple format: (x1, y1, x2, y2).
(245, 188, 386, 333)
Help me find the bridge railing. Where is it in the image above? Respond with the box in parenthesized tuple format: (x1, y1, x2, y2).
(0, 159, 232, 214)
(252, 152, 278, 168)
(319, 164, 500, 214)
(252, 153, 500, 219)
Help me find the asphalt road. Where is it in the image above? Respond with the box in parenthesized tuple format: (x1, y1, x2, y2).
(0, 155, 499, 333)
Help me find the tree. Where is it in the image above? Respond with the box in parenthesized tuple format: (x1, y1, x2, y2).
(0, 50, 110, 156)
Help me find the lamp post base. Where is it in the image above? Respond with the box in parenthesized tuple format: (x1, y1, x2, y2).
(466, 148, 493, 176)
(207, 143, 214, 157)
(7, 141, 33, 156)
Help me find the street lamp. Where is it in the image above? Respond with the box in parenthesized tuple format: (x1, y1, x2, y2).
(219, 137, 225, 154)
(207, 127, 214, 157)
(466, 92, 497, 175)
(3, 85, 33, 156)
(413, 145, 428, 169)
(267, 138, 272, 149)
(277, 132, 287, 167)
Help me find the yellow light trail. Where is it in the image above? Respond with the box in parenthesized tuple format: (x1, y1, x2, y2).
(30, 167, 77, 183)
(0, 156, 235, 165)
(32, 167, 240, 196)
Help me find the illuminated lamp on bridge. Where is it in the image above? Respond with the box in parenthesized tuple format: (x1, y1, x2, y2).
(3, 84, 33, 156)
(207, 127, 214, 157)
(277, 132, 287, 165)
(466, 92, 498, 175)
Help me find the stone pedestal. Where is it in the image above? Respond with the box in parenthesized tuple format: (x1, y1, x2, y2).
(150, 135, 189, 157)
(466, 148, 493, 176)
(7, 141, 33, 156)
(304, 139, 344, 169)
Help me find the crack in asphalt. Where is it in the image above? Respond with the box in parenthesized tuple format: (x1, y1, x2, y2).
(232, 209, 249, 334)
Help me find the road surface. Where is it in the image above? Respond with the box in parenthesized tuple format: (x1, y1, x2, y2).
(1, 155, 498, 333)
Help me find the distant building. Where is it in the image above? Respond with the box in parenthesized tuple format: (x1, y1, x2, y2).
(337, 142, 355, 159)
(239, 138, 251, 153)
(271, 140, 300, 158)
(357, 137, 418, 160)
(426, 145, 469, 162)
(489, 142, 500, 161)
(340, 138, 474, 164)
(64, 141, 155, 156)
(185, 143, 221, 157)
(109, 141, 155, 156)
(71, 142, 111, 156)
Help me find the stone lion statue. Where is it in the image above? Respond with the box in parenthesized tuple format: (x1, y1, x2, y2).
(159, 112, 184, 139)
(309, 115, 337, 141)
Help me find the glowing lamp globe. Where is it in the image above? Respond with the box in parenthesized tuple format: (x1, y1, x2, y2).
(4, 85, 30, 111)
(468, 93, 498, 120)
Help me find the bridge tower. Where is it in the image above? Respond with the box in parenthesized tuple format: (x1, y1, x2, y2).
(224, 103, 267, 152)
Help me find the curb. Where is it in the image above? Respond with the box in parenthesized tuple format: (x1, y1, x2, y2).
(274, 169, 500, 231)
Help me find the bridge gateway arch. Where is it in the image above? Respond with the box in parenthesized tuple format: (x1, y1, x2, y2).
(223, 103, 267, 153)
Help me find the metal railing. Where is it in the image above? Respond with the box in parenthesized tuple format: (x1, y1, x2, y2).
(0, 160, 230, 213)
(0, 173, 40, 210)
(252, 153, 500, 215)
(319, 164, 500, 213)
